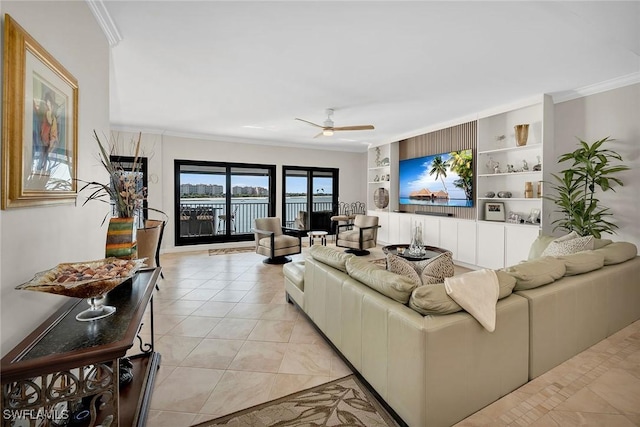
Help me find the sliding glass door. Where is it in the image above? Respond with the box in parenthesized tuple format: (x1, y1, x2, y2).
(283, 166, 338, 232)
(175, 160, 275, 245)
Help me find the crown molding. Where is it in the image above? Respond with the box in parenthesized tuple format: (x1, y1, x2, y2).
(551, 72, 640, 104)
(86, 0, 122, 47)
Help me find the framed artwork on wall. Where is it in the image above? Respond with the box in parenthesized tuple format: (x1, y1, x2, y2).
(485, 202, 505, 221)
(2, 14, 78, 209)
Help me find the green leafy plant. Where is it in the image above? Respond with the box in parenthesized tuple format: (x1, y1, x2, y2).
(546, 137, 629, 238)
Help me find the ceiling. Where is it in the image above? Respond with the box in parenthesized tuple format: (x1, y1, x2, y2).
(102, 1, 639, 152)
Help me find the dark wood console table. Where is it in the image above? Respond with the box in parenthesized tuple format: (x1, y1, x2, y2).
(1, 268, 161, 427)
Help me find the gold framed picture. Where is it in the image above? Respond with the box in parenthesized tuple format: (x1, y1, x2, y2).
(485, 201, 505, 221)
(2, 14, 78, 209)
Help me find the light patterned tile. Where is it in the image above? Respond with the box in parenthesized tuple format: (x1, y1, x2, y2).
(207, 318, 257, 340)
(166, 316, 221, 337)
(180, 338, 244, 369)
(199, 370, 276, 415)
(279, 343, 333, 376)
(150, 366, 224, 413)
(229, 340, 287, 373)
(247, 319, 295, 342)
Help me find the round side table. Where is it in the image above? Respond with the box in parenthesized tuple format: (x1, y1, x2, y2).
(308, 231, 328, 246)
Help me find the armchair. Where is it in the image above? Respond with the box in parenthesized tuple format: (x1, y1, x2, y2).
(336, 214, 380, 256)
(253, 217, 302, 264)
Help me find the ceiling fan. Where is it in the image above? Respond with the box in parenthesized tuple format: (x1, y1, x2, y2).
(295, 108, 375, 138)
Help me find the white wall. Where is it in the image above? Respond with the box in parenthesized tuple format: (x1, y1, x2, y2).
(110, 131, 368, 252)
(1, 3, 110, 356)
(552, 83, 640, 248)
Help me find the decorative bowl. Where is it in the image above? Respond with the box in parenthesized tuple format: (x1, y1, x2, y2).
(16, 258, 147, 299)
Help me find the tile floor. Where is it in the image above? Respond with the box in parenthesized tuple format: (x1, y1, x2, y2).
(143, 245, 640, 427)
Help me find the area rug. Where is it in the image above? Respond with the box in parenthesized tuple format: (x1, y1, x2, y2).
(193, 375, 400, 427)
(208, 247, 255, 256)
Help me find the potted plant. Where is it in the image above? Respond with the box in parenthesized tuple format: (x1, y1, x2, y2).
(546, 137, 629, 238)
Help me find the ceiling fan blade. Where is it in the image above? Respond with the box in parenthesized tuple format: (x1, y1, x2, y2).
(313, 131, 325, 139)
(332, 125, 375, 131)
(295, 118, 324, 128)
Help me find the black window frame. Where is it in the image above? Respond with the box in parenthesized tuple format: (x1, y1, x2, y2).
(175, 159, 276, 246)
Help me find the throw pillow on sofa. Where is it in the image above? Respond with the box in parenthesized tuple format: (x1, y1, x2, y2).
(557, 251, 605, 276)
(593, 241, 638, 265)
(408, 270, 516, 316)
(345, 257, 418, 303)
(386, 251, 455, 286)
(528, 233, 611, 259)
(309, 245, 354, 272)
(541, 235, 594, 257)
(505, 257, 566, 290)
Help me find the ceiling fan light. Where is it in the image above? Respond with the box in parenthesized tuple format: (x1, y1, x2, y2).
(323, 129, 334, 136)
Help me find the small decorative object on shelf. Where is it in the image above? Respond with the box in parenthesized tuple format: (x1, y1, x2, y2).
(497, 191, 512, 198)
(507, 164, 515, 173)
(537, 181, 543, 198)
(495, 134, 506, 143)
(486, 157, 498, 174)
(507, 211, 522, 224)
(380, 157, 390, 166)
(522, 160, 529, 171)
(485, 191, 496, 198)
(524, 182, 533, 198)
(527, 208, 541, 224)
(494, 162, 501, 174)
(373, 188, 390, 209)
(533, 155, 542, 171)
(485, 202, 506, 221)
(374, 174, 379, 182)
(514, 124, 529, 146)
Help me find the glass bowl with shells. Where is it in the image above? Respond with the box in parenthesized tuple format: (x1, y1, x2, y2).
(16, 257, 147, 321)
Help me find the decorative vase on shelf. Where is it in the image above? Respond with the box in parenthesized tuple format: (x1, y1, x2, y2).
(373, 188, 389, 209)
(514, 124, 529, 147)
(105, 217, 138, 260)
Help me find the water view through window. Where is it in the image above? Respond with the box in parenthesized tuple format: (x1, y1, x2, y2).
(175, 161, 275, 245)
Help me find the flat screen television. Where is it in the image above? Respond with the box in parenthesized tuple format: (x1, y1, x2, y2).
(399, 149, 474, 208)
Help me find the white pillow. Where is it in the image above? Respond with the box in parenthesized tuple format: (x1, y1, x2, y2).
(541, 235, 594, 257)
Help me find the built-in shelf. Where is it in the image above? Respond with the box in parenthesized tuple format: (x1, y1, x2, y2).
(478, 144, 542, 155)
(478, 197, 542, 202)
(478, 171, 542, 177)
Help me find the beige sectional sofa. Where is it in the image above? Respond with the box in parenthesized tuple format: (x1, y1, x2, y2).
(283, 240, 640, 427)
(285, 248, 529, 427)
(506, 240, 640, 379)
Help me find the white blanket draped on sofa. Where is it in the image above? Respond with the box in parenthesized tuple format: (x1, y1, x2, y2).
(445, 269, 500, 332)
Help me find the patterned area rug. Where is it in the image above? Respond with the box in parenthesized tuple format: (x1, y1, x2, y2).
(192, 375, 400, 427)
(208, 247, 255, 256)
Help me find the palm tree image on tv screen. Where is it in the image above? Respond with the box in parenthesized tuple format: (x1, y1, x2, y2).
(399, 150, 474, 207)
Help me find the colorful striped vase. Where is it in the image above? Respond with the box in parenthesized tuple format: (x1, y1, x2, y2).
(105, 217, 138, 259)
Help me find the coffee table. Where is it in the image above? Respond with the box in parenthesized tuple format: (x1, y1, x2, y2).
(308, 230, 328, 246)
(382, 244, 448, 261)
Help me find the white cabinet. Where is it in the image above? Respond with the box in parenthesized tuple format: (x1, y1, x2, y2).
(477, 95, 553, 229)
(385, 213, 478, 266)
(367, 143, 399, 213)
(505, 225, 539, 266)
(476, 222, 540, 269)
(456, 220, 477, 265)
(477, 222, 506, 270)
